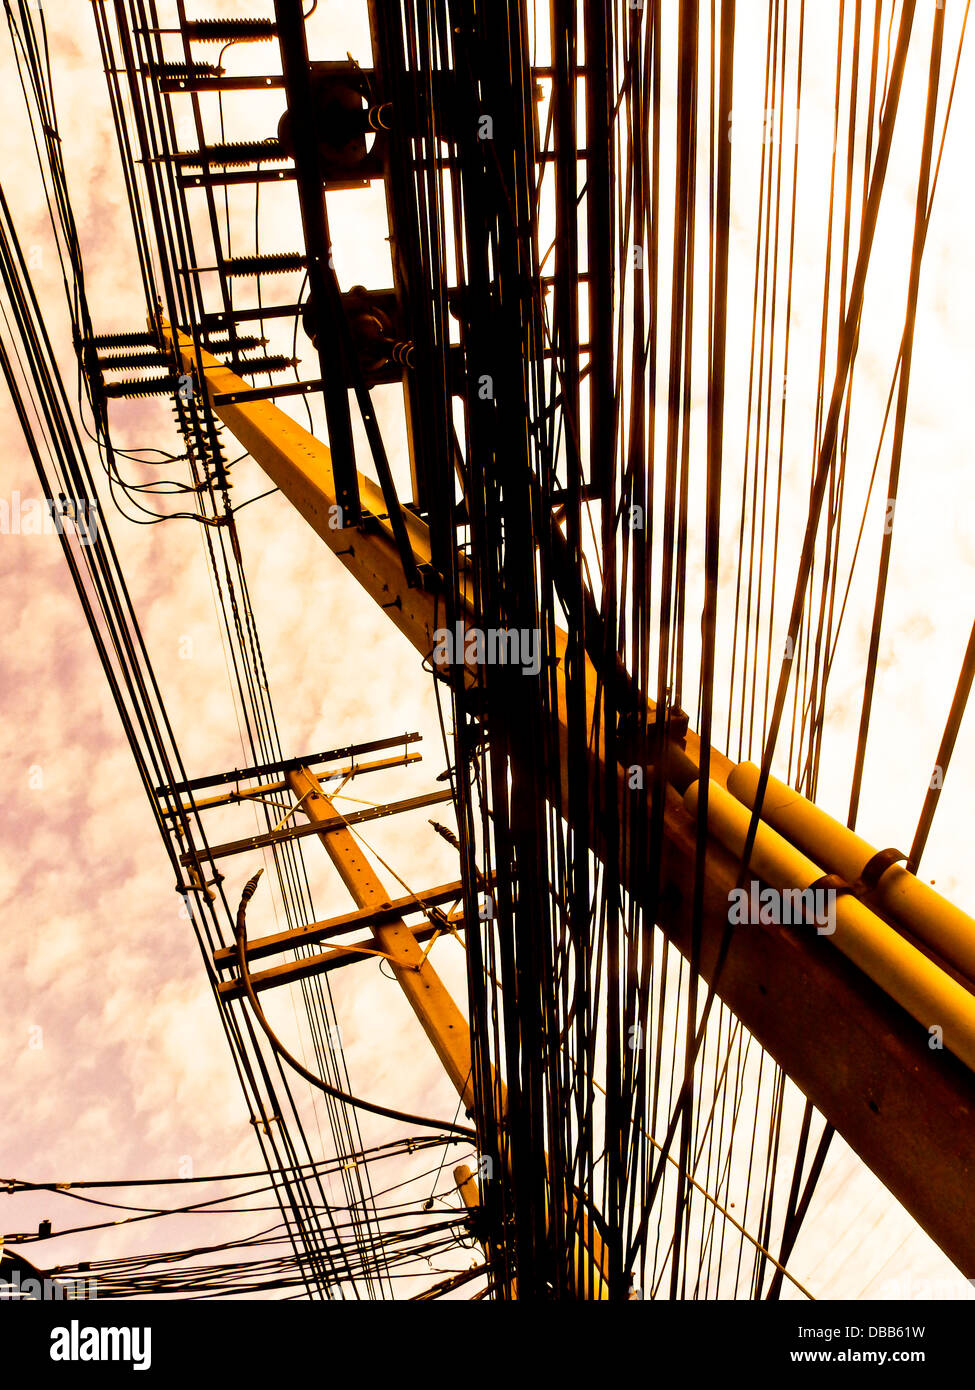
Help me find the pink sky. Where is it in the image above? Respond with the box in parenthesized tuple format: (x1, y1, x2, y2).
(1, 0, 973, 1300)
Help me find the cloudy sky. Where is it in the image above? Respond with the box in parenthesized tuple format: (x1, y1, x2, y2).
(1, 0, 973, 1301)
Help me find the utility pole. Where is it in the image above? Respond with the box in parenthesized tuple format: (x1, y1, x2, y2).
(162, 324, 975, 1278)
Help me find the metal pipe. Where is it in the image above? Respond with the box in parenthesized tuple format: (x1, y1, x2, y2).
(726, 761, 975, 988)
(684, 777, 975, 1075)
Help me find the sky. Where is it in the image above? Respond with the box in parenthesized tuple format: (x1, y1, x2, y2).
(0, 0, 973, 1301)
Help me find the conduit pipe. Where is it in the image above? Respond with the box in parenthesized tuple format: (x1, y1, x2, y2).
(683, 778, 975, 1076)
(727, 762, 975, 988)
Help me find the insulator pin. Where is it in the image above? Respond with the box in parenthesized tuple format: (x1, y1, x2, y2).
(87, 331, 158, 349)
(97, 350, 172, 371)
(175, 139, 286, 170)
(184, 19, 277, 43)
(236, 354, 297, 375)
(103, 375, 183, 399)
(147, 61, 220, 82)
(223, 252, 307, 277)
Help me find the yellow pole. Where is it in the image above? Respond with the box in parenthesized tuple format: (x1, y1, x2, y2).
(727, 762, 975, 987)
(288, 766, 480, 1108)
(684, 778, 975, 1074)
(289, 768, 609, 1297)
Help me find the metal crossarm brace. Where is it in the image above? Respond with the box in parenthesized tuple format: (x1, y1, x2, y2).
(177, 789, 452, 866)
(217, 919, 447, 1001)
(157, 731, 421, 798)
(213, 877, 470, 966)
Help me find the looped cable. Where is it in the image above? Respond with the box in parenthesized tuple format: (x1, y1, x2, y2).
(232, 872, 475, 1138)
